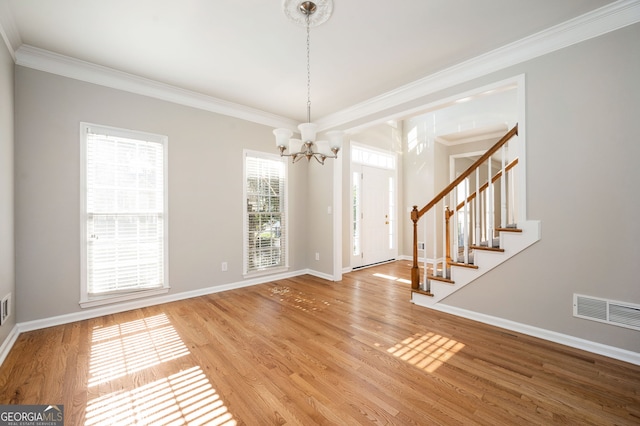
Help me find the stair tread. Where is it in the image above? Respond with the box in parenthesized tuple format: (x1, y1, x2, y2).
(470, 245, 505, 252)
(497, 227, 522, 233)
(427, 274, 455, 284)
(449, 261, 479, 269)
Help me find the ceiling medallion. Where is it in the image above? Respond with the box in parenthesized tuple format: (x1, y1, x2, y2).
(283, 0, 333, 27)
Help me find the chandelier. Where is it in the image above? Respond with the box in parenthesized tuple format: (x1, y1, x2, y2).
(273, 0, 344, 164)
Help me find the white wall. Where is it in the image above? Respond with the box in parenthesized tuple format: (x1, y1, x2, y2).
(0, 36, 15, 343)
(14, 67, 309, 323)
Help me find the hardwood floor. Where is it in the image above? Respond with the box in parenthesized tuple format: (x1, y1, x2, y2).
(1, 261, 639, 425)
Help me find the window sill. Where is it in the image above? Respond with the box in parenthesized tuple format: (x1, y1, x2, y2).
(80, 287, 170, 309)
(243, 266, 289, 280)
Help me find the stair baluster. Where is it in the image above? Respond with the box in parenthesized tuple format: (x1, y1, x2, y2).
(411, 124, 520, 294)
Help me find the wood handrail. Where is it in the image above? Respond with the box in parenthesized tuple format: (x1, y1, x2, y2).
(411, 124, 518, 222)
(410, 123, 518, 290)
(454, 157, 519, 212)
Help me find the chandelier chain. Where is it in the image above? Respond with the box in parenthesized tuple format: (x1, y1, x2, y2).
(306, 13, 311, 124)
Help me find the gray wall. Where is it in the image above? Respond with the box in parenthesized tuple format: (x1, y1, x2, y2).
(307, 160, 334, 274)
(14, 67, 309, 322)
(444, 24, 640, 352)
(444, 23, 640, 352)
(0, 38, 15, 342)
(394, 24, 640, 352)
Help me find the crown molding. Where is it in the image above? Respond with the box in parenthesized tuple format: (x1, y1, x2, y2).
(6, 1, 639, 130)
(0, 0, 21, 61)
(317, 0, 640, 131)
(14, 44, 298, 129)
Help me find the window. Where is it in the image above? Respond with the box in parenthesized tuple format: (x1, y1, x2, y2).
(352, 171, 361, 256)
(351, 144, 396, 170)
(388, 176, 395, 250)
(80, 123, 168, 307)
(243, 150, 287, 275)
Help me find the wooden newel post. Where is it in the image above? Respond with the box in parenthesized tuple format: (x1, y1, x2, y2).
(411, 206, 420, 290)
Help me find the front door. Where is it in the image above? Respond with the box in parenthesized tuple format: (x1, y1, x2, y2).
(352, 164, 396, 268)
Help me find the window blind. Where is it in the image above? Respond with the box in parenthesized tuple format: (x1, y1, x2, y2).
(245, 153, 286, 273)
(84, 126, 166, 296)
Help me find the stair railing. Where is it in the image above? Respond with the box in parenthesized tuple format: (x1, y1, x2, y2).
(411, 124, 519, 294)
(451, 157, 519, 253)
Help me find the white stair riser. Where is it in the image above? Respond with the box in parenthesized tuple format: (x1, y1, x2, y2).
(412, 220, 541, 307)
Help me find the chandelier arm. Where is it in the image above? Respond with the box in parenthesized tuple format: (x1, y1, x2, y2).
(313, 154, 325, 165)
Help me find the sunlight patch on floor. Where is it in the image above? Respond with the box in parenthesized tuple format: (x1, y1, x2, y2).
(89, 313, 190, 386)
(270, 285, 331, 312)
(387, 332, 465, 373)
(85, 366, 236, 426)
(373, 273, 411, 284)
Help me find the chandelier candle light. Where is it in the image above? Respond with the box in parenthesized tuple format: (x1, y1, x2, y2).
(274, 0, 344, 164)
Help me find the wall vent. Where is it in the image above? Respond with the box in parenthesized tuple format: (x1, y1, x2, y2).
(574, 294, 640, 331)
(0, 293, 10, 325)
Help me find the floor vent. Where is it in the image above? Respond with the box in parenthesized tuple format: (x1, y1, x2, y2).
(574, 294, 640, 331)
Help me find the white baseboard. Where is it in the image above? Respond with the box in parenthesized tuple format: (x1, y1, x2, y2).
(305, 269, 335, 281)
(3, 267, 336, 364)
(429, 303, 640, 366)
(3, 271, 638, 368)
(16, 268, 309, 334)
(0, 324, 20, 366)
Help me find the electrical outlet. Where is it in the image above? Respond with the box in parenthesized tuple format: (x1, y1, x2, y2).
(315, 252, 320, 261)
(221, 262, 228, 272)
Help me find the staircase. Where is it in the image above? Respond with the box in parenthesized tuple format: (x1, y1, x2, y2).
(410, 124, 541, 307)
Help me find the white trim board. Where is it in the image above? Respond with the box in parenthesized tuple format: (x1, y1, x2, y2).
(317, 0, 640, 130)
(0, 267, 330, 366)
(1, 271, 638, 367)
(429, 303, 640, 366)
(14, 267, 334, 335)
(0, 0, 20, 61)
(14, 45, 297, 130)
(16, 268, 308, 335)
(5, 1, 639, 130)
(0, 325, 20, 367)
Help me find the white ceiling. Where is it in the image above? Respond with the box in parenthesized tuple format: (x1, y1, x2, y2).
(0, 0, 620, 124)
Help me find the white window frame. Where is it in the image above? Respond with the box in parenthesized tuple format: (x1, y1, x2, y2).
(243, 150, 289, 277)
(80, 123, 169, 308)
